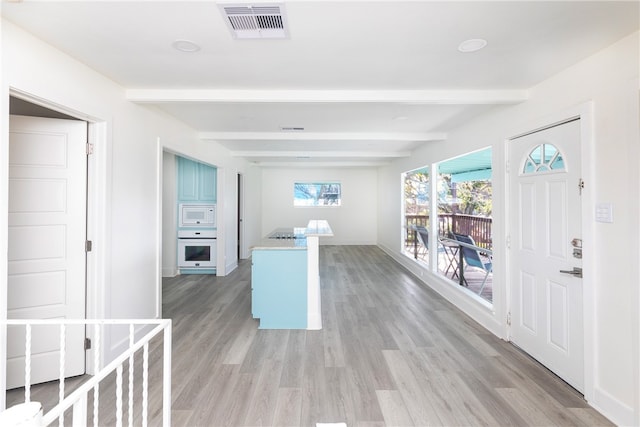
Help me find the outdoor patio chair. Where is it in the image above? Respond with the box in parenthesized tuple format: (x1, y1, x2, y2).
(415, 226, 429, 258)
(416, 226, 448, 262)
(452, 232, 493, 294)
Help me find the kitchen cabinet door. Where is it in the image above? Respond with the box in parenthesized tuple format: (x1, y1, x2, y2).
(251, 249, 307, 329)
(199, 163, 216, 202)
(177, 156, 199, 201)
(177, 157, 217, 202)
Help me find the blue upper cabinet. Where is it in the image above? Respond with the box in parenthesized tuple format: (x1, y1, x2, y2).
(177, 156, 216, 203)
(177, 157, 199, 201)
(199, 163, 217, 201)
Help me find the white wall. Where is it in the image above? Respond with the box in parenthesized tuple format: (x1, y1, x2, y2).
(242, 166, 263, 258)
(261, 167, 378, 245)
(0, 20, 262, 374)
(378, 32, 639, 425)
(162, 151, 177, 277)
(0, 17, 7, 411)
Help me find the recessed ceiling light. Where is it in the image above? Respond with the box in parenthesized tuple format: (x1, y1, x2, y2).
(172, 39, 201, 53)
(393, 116, 409, 121)
(458, 38, 487, 53)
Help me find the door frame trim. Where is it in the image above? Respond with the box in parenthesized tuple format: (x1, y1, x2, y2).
(6, 89, 108, 377)
(505, 101, 595, 402)
(154, 144, 226, 319)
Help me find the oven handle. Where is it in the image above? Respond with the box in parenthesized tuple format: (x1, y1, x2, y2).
(178, 237, 217, 240)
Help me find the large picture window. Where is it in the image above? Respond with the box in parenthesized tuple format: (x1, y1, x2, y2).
(402, 147, 494, 304)
(294, 182, 341, 206)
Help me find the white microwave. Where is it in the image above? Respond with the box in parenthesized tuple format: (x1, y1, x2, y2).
(179, 204, 216, 227)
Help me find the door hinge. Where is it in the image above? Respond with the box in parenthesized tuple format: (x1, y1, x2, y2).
(506, 234, 511, 249)
(84, 338, 92, 350)
(505, 160, 510, 174)
(86, 143, 94, 155)
(85, 240, 92, 252)
(578, 178, 584, 195)
(507, 312, 512, 326)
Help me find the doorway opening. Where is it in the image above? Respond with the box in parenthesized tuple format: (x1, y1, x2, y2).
(237, 173, 243, 260)
(6, 96, 92, 393)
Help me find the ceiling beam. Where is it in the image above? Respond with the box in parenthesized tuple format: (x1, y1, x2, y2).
(200, 131, 447, 142)
(231, 150, 411, 158)
(253, 161, 393, 168)
(126, 89, 528, 105)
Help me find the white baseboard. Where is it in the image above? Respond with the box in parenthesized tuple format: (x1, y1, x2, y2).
(162, 267, 177, 277)
(590, 386, 635, 426)
(225, 261, 238, 276)
(377, 243, 636, 427)
(376, 243, 503, 339)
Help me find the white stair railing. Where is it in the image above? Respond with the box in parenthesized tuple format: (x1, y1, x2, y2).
(2, 319, 172, 427)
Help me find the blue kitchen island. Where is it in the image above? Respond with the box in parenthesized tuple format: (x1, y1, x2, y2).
(251, 220, 333, 330)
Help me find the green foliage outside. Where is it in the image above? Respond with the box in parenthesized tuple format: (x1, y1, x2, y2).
(404, 171, 430, 215)
(405, 171, 492, 217)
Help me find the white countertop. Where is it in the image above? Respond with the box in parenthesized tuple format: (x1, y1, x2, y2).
(304, 220, 334, 237)
(251, 238, 308, 250)
(251, 220, 333, 250)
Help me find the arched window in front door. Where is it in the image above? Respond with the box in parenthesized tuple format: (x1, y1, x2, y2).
(522, 143, 565, 174)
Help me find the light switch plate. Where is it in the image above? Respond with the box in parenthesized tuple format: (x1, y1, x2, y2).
(595, 202, 613, 223)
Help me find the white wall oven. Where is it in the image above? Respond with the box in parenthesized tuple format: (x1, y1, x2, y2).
(177, 230, 217, 268)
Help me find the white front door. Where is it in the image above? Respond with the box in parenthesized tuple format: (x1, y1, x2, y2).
(509, 119, 584, 392)
(6, 115, 87, 389)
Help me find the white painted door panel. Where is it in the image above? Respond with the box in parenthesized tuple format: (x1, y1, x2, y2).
(7, 115, 87, 389)
(509, 119, 583, 392)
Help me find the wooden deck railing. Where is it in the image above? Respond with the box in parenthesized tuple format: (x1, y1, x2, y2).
(405, 214, 492, 249)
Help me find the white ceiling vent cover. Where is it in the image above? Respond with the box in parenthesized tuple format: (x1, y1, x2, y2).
(220, 4, 289, 39)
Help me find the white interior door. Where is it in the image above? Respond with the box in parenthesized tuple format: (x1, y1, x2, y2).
(509, 119, 584, 392)
(6, 115, 87, 389)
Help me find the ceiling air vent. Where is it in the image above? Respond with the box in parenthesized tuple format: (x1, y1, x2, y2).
(220, 4, 288, 39)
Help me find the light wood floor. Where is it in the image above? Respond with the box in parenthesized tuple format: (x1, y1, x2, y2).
(162, 245, 610, 426)
(7, 245, 612, 426)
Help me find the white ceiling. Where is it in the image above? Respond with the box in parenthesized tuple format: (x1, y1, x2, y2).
(3, 1, 638, 167)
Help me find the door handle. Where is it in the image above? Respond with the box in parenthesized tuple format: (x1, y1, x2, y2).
(559, 267, 583, 278)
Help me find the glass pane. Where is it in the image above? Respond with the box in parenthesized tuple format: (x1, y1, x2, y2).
(544, 144, 557, 160)
(550, 153, 565, 170)
(524, 159, 536, 173)
(436, 148, 493, 304)
(403, 169, 430, 267)
(294, 183, 341, 206)
(523, 143, 565, 174)
(530, 146, 542, 165)
(185, 246, 210, 261)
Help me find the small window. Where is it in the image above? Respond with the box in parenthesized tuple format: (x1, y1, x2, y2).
(523, 143, 565, 174)
(294, 183, 341, 206)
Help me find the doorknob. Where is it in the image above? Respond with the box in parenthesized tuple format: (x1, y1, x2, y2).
(559, 267, 583, 278)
